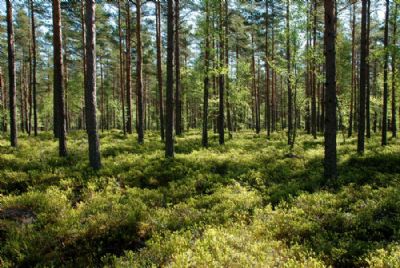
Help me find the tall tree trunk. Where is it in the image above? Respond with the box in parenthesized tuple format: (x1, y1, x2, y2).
(305, 0, 311, 134)
(382, 0, 390, 146)
(348, 4, 355, 137)
(366, 0, 371, 138)
(202, 0, 210, 148)
(324, 0, 337, 179)
(85, 0, 101, 170)
(156, 0, 164, 141)
(218, 0, 225, 145)
(0, 69, 6, 132)
(80, 1, 87, 131)
(165, 0, 174, 157)
(358, 0, 367, 154)
(136, 0, 144, 143)
(117, 0, 126, 135)
(63, 37, 69, 133)
(311, 0, 317, 139)
(126, 1, 133, 134)
(100, 57, 104, 131)
(175, 0, 182, 136)
(373, 61, 378, 133)
(251, 33, 260, 134)
(52, 0, 67, 156)
(30, 0, 38, 136)
(265, 0, 271, 137)
(225, 0, 232, 138)
(271, 1, 276, 132)
(20, 57, 25, 133)
(391, 3, 398, 138)
(287, 0, 293, 145)
(0, 67, 7, 133)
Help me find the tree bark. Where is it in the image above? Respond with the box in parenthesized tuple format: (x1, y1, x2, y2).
(52, 0, 67, 156)
(348, 4, 355, 138)
(287, 0, 293, 145)
(165, 0, 175, 157)
(29, 0, 38, 136)
(117, 0, 126, 135)
(218, 0, 225, 145)
(324, 0, 337, 179)
(311, 0, 317, 139)
(366, 0, 371, 138)
(358, 0, 367, 154)
(251, 33, 260, 134)
(175, 0, 182, 136)
(7, 0, 18, 147)
(225, 0, 232, 138)
(126, 1, 133, 134)
(156, 0, 164, 141)
(382, 0, 389, 146)
(80, 1, 87, 131)
(265, 0, 271, 137)
(391, 3, 398, 138)
(136, 0, 144, 143)
(85, 0, 101, 170)
(202, 0, 210, 148)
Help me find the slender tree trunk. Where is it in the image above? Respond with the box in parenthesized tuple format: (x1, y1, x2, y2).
(373, 61, 378, 133)
(251, 33, 260, 134)
(20, 57, 25, 133)
(287, 0, 293, 145)
(366, 0, 371, 138)
(348, 5, 355, 137)
(391, 3, 398, 138)
(271, 2, 276, 132)
(218, 0, 225, 145)
(265, 0, 271, 137)
(0, 69, 5, 132)
(136, 0, 144, 143)
(324, 0, 337, 179)
(202, 0, 210, 148)
(358, 0, 367, 154)
(29, 0, 38, 136)
(84, 0, 101, 169)
(63, 39, 69, 133)
(225, 0, 232, 138)
(0, 67, 7, 133)
(382, 0, 390, 146)
(311, 0, 317, 139)
(80, 1, 87, 132)
(305, 0, 311, 134)
(174, 0, 182, 136)
(156, 0, 164, 141)
(165, 0, 174, 157)
(100, 57, 104, 131)
(52, 0, 67, 156)
(126, 1, 133, 134)
(117, 0, 126, 135)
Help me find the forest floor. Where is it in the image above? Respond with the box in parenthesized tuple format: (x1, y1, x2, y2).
(0, 130, 400, 267)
